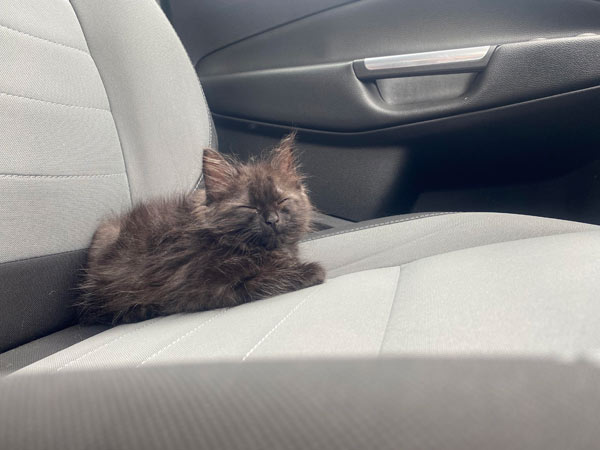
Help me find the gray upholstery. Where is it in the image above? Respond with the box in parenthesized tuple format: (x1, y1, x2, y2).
(0, 324, 107, 376)
(0, 0, 211, 263)
(69, 0, 212, 202)
(300, 211, 597, 278)
(0, 0, 128, 262)
(11, 212, 600, 375)
(4, 359, 600, 450)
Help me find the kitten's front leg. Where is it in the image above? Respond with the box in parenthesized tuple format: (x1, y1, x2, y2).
(295, 262, 326, 288)
(239, 259, 325, 301)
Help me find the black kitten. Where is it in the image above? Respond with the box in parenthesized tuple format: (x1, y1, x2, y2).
(78, 134, 325, 324)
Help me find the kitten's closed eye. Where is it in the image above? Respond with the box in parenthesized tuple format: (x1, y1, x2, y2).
(236, 205, 258, 211)
(278, 198, 292, 213)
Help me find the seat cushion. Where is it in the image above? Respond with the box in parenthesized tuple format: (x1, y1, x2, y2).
(9, 212, 600, 375)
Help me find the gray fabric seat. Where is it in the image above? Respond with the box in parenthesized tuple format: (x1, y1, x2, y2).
(3, 0, 600, 379)
(0, 0, 212, 354)
(11, 212, 600, 375)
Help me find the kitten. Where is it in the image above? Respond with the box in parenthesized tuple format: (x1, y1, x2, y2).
(78, 134, 325, 324)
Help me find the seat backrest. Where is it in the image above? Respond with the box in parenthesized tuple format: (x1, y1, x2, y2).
(0, 0, 212, 352)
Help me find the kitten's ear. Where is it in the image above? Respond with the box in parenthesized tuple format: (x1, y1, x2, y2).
(271, 131, 299, 175)
(203, 148, 238, 202)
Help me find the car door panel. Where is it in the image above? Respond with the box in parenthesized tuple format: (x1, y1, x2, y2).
(167, 0, 600, 223)
(200, 36, 600, 132)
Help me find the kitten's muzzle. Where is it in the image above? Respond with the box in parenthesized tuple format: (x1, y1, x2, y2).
(265, 212, 279, 226)
(259, 212, 282, 248)
(263, 211, 280, 233)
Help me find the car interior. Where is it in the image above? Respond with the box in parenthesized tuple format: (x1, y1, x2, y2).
(3, 0, 600, 448)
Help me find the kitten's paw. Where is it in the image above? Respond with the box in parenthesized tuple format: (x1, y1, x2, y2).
(300, 262, 326, 287)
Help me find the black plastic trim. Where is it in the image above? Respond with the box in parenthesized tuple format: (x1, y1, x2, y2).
(211, 84, 600, 141)
(200, 36, 600, 133)
(302, 212, 456, 243)
(196, 0, 600, 77)
(0, 249, 87, 353)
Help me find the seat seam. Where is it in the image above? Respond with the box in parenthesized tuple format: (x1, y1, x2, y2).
(56, 318, 162, 372)
(393, 228, 600, 274)
(325, 225, 600, 284)
(242, 285, 324, 361)
(301, 212, 457, 243)
(0, 173, 126, 180)
(67, 0, 133, 206)
(326, 222, 463, 279)
(193, 173, 205, 191)
(0, 21, 90, 56)
(0, 91, 110, 112)
(198, 86, 213, 149)
(136, 309, 230, 367)
(378, 266, 402, 355)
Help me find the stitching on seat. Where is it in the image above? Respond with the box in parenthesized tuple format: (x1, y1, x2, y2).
(0, 173, 125, 180)
(136, 309, 230, 367)
(0, 21, 90, 56)
(378, 266, 402, 355)
(242, 286, 324, 361)
(0, 91, 111, 112)
(56, 318, 161, 372)
(301, 212, 457, 243)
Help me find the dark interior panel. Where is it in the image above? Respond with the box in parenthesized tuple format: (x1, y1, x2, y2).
(215, 85, 600, 223)
(217, 125, 415, 221)
(166, 0, 600, 224)
(0, 250, 85, 353)
(195, 0, 600, 76)
(201, 36, 600, 132)
(165, 0, 356, 65)
(413, 159, 600, 225)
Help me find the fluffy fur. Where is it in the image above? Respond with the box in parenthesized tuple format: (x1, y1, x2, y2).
(78, 134, 325, 324)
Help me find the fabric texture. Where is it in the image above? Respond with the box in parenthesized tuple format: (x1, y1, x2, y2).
(0, 324, 107, 376)
(0, 0, 89, 52)
(0, 0, 212, 263)
(69, 0, 213, 203)
(300, 211, 598, 278)
(0, 0, 130, 263)
(0, 26, 107, 109)
(11, 212, 600, 375)
(0, 175, 130, 263)
(4, 359, 600, 450)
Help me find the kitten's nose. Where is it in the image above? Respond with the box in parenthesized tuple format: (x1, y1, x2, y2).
(265, 212, 280, 227)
